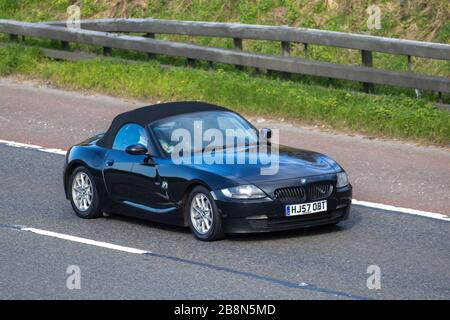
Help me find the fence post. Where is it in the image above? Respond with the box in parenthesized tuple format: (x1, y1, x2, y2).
(303, 43, 308, 59)
(233, 38, 243, 70)
(144, 33, 156, 59)
(61, 41, 70, 51)
(187, 58, 196, 68)
(407, 55, 412, 71)
(361, 50, 374, 93)
(281, 41, 291, 79)
(407, 55, 420, 98)
(9, 34, 19, 42)
(103, 47, 112, 56)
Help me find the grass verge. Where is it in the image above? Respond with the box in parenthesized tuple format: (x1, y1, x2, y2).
(0, 44, 449, 145)
(1, 0, 449, 102)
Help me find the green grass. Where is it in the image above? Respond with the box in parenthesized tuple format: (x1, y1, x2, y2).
(1, 44, 448, 145)
(0, 0, 448, 102)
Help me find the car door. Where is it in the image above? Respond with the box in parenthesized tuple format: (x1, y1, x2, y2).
(103, 123, 156, 204)
(129, 157, 174, 211)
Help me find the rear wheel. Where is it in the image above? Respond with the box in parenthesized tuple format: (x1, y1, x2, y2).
(187, 186, 225, 241)
(69, 166, 103, 219)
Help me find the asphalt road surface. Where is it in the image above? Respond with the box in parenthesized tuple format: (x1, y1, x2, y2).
(1, 144, 449, 299)
(0, 78, 449, 299)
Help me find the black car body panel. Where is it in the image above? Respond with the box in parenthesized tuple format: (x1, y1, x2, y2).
(64, 102, 352, 234)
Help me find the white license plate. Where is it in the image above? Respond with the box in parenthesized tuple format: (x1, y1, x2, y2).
(285, 200, 327, 216)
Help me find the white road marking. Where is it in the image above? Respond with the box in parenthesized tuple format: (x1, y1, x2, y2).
(352, 200, 450, 222)
(21, 227, 151, 255)
(1, 139, 449, 221)
(0, 139, 67, 155)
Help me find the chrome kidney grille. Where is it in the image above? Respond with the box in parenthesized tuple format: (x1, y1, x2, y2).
(307, 183, 334, 201)
(274, 186, 306, 203)
(274, 182, 333, 203)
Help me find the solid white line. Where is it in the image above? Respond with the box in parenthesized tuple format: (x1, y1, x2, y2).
(21, 227, 151, 255)
(0, 139, 67, 155)
(352, 200, 450, 222)
(0, 139, 448, 221)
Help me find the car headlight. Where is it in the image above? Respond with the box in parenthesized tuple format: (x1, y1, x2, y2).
(336, 171, 349, 188)
(221, 185, 266, 199)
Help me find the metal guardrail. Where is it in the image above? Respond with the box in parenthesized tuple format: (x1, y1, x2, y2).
(1, 19, 449, 95)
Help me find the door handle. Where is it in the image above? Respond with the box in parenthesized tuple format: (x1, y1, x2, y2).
(106, 159, 114, 167)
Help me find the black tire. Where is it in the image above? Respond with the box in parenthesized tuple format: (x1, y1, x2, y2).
(68, 166, 103, 219)
(186, 186, 225, 241)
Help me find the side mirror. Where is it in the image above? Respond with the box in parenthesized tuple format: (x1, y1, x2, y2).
(260, 128, 272, 140)
(125, 144, 148, 155)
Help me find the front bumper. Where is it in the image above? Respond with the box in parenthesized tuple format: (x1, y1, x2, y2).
(215, 184, 352, 234)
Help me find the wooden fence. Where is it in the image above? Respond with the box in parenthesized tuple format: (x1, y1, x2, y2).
(1, 19, 449, 96)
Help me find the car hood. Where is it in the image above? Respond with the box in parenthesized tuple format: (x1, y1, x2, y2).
(188, 144, 341, 184)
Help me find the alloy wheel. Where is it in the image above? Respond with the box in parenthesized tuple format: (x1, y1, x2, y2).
(190, 193, 213, 234)
(71, 172, 93, 212)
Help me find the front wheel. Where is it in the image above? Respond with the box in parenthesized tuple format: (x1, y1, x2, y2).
(69, 166, 103, 219)
(187, 186, 225, 241)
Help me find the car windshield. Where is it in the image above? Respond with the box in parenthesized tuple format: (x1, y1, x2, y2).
(150, 111, 258, 155)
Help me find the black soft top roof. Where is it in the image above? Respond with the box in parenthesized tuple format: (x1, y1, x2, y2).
(97, 101, 231, 148)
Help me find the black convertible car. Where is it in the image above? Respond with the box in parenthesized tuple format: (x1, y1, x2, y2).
(63, 101, 352, 241)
